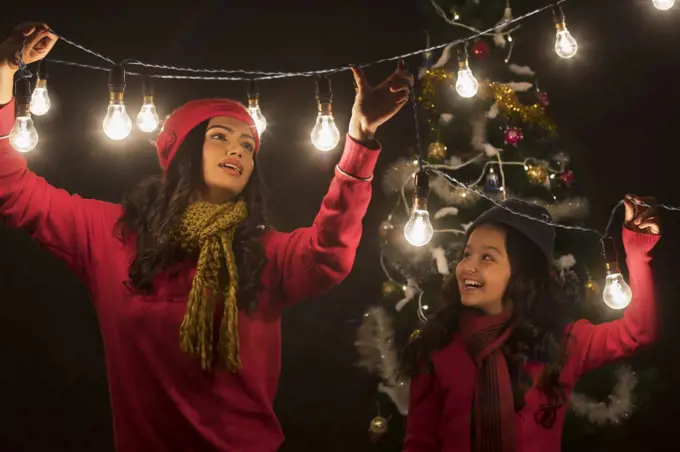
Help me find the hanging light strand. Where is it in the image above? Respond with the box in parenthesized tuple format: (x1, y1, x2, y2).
(36, 0, 578, 82)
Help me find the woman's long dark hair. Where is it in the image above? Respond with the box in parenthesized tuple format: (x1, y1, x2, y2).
(116, 120, 268, 313)
(402, 222, 573, 427)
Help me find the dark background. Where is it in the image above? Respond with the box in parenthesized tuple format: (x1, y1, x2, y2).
(1, 1, 680, 451)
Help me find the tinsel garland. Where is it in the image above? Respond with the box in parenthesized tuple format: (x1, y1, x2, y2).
(480, 81, 556, 133)
(355, 306, 410, 415)
(570, 366, 638, 425)
(418, 69, 556, 134)
(418, 68, 454, 135)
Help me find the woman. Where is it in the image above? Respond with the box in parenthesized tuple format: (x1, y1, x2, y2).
(0, 24, 414, 451)
(402, 198, 660, 452)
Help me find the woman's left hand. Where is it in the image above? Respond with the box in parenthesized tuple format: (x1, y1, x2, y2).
(348, 60, 414, 142)
(624, 194, 661, 235)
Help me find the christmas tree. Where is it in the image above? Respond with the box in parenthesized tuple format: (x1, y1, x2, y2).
(355, 1, 661, 450)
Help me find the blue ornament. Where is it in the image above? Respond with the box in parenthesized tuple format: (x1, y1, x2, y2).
(485, 172, 501, 192)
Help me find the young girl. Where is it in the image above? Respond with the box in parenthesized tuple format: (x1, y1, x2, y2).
(0, 24, 413, 451)
(402, 198, 660, 452)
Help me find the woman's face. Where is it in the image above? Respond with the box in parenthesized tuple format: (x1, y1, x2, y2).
(455, 224, 512, 315)
(200, 116, 257, 204)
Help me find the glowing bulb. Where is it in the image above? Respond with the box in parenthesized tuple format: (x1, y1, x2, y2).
(455, 61, 478, 98)
(136, 101, 160, 133)
(311, 114, 340, 151)
(653, 0, 675, 10)
(555, 23, 578, 59)
(602, 273, 633, 310)
(404, 209, 434, 247)
(247, 104, 267, 136)
(9, 115, 39, 153)
(30, 80, 51, 116)
(104, 103, 132, 140)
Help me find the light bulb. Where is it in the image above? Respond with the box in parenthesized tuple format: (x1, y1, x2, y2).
(555, 22, 578, 59)
(104, 103, 132, 140)
(247, 104, 267, 136)
(404, 171, 434, 247)
(136, 100, 160, 133)
(404, 209, 434, 247)
(104, 64, 132, 140)
(653, 0, 675, 10)
(30, 79, 51, 116)
(455, 60, 478, 98)
(246, 80, 267, 137)
(9, 115, 39, 153)
(311, 114, 340, 151)
(602, 273, 633, 310)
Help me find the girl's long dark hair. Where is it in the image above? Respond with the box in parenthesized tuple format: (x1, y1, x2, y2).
(402, 222, 573, 427)
(116, 120, 268, 313)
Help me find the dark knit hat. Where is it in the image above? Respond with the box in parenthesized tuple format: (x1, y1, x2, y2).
(467, 199, 555, 262)
(155, 98, 260, 172)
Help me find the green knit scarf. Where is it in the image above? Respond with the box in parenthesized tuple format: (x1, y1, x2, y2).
(175, 199, 248, 372)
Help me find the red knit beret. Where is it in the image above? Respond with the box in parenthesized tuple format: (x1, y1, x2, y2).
(155, 98, 260, 172)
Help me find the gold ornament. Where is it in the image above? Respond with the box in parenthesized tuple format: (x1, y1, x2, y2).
(585, 279, 600, 294)
(409, 329, 422, 342)
(379, 220, 394, 238)
(480, 81, 556, 134)
(526, 163, 548, 185)
(420, 68, 455, 135)
(369, 416, 389, 435)
(382, 280, 403, 297)
(427, 141, 447, 160)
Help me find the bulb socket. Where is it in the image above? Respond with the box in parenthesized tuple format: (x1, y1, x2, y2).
(143, 95, 154, 105)
(142, 77, 154, 97)
(315, 77, 333, 106)
(413, 196, 428, 211)
(600, 237, 620, 275)
(552, 6, 566, 28)
(247, 79, 260, 102)
(317, 102, 332, 115)
(414, 170, 430, 200)
(37, 60, 49, 80)
(35, 78, 47, 90)
(16, 103, 30, 118)
(457, 44, 470, 65)
(108, 64, 126, 96)
(109, 91, 125, 103)
(15, 77, 32, 108)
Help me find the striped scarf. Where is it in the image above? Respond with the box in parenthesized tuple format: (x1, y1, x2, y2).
(175, 200, 248, 373)
(460, 309, 517, 452)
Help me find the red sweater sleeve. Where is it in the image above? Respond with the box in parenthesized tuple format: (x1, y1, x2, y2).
(403, 371, 442, 452)
(0, 99, 117, 280)
(565, 227, 659, 378)
(262, 134, 379, 306)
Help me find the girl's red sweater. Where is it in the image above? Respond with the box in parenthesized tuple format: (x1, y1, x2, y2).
(404, 228, 659, 452)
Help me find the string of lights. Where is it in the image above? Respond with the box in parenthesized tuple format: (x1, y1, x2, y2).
(1, 0, 676, 310)
(45, 0, 572, 80)
(3, 0, 583, 152)
(2, 0, 673, 149)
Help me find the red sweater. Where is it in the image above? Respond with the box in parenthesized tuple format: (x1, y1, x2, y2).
(0, 99, 379, 452)
(404, 228, 659, 452)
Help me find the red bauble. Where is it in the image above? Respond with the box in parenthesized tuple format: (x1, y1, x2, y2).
(471, 39, 490, 60)
(504, 127, 523, 146)
(560, 170, 575, 187)
(539, 91, 550, 107)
